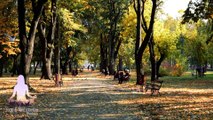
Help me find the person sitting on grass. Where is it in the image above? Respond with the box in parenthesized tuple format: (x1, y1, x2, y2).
(8, 75, 37, 106)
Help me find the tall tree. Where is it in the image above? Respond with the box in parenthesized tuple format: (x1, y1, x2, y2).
(39, 0, 57, 80)
(85, 0, 130, 74)
(133, 0, 158, 85)
(57, 6, 86, 74)
(154, 17, 180, 78)
(18, 0, 47, 85)
(107, 0, 129, 74)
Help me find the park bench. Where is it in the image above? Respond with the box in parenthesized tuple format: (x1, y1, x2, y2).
(145, 80, 163, 95)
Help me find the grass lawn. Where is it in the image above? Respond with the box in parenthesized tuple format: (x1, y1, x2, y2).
(120, 71, 213, 119)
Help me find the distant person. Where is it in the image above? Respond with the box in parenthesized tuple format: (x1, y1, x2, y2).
(114, 71, 119, 80)
(91, 66, 95, 71)
(8, 75, 36, 106)
(124, 69, 130, 81)
(80, 67, 83, 72)
(118, 72, 124, 84)
(87, 65, 90, 70)
(104, 69, 109, 76)
(75, 68, 78, 75)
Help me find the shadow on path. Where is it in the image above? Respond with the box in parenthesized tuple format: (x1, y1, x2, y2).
(1, 77, 143, 120)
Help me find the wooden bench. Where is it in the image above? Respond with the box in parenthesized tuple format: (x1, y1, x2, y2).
(145, 80, 163, 95)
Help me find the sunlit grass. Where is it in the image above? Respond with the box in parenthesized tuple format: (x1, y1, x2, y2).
(115, 70, 213, 119)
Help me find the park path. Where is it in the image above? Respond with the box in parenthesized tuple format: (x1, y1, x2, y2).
(35, 75, 143, 120)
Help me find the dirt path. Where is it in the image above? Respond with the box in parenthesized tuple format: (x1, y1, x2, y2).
(1, 74, 143, 120)
(37, 78, 143, 119)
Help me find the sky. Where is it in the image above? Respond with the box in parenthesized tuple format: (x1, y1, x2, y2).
(162, 0, 190, 18)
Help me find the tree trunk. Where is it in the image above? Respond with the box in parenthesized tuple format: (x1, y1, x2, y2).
(100, 33, 104, 71)
(54, 16, 60, 75)
(18, 0, 27, 79)
(18, 0, 47, 85)
(0, 58, 4, 77)
(62, 61, 68, 75)
(118, 56, 123, 71)
(135, 55, 144, 85)
(45, 0, 57, 78)
(69, 61, 72, 73)
(134, 0, 144, 85)
(108, 25, 116, 74)
(38, 21, 49, 79)
(11, 55, 18, 77)
(39, 0, 57, 79)
(100, 33, 108, 72)
(148, 35, 156, 81)
(108, 0, 122, 75)
(108, 44, 115, 74)
(156, 53, 166, 79)
(134, 0, 157, 85)
(33, 61, 40, 75)
(62, 47, 72, 74)
(114, 38, 122, 60)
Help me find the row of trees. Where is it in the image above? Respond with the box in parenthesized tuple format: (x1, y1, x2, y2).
(0, 0, 213, 87)
(0, 0, 87, 86)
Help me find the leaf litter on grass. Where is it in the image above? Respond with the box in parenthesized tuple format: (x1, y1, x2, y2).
(0, 73, 213, 119)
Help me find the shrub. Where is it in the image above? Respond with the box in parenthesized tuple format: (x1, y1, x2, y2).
(170, 64, 185, 77)
(159, 67, 170, 77)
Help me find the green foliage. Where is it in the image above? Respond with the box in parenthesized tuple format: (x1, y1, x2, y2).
(182, 0, 213, 23)
(182, 0, 213, 44)
(170, 58, 187, 77)
(183, 20, 209, 66)
(159, 67, 170, 77)
(154, 17, 180, 60)
(118, 5, 136, 68)
(58, 8, 87, 47)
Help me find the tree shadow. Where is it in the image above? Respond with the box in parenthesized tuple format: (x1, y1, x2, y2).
(138, 91, 213, 119)
(1, 88, 144, 119)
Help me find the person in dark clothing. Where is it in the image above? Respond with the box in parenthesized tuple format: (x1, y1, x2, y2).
(118, 72, 124, 84)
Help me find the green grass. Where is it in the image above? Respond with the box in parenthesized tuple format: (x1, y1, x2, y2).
(128, 71, 213, 89)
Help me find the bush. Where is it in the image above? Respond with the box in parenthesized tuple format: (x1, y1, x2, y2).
(170, 64, 185, 77)
(159, 67, 170, 77)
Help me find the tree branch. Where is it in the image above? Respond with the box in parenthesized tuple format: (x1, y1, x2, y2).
(141, 1, 148, 32)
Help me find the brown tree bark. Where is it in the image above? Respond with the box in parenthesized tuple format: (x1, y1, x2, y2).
(100, 33, 108, 72)
(11, 55, 19, 77)
(61, 47, 72, 75)
(156, 52, 166, 79)
(108, 0, 123, 75)
(148, 35, 156, 81)
(54, 16, 60, 75)
(134, 0, 157, 85)
(39, 0, 57, 80)
(18, 0, 47, 85)
(134, 0, 143, 85)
